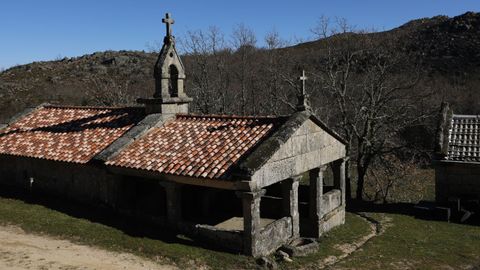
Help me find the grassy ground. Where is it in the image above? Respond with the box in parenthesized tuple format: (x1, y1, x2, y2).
(0, 190, 479, 269)
(280, 213, 372, 269)
(0, 195, 254, 269)
(0, 195, 370, 269)
(336, 212, 480, 269)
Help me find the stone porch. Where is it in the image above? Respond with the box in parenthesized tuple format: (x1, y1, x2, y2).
(134, 156, 347, 257)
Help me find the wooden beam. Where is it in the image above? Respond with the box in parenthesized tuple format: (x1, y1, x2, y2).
(107, 166, 252, 191)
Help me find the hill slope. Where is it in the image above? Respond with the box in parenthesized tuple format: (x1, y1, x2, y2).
(1, 12, 480, 122)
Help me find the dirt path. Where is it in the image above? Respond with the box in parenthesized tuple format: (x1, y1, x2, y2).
(0, 225, 178, 270)
(304, 213, 391, 269)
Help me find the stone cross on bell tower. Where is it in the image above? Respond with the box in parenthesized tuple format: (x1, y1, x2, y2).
(138, 12, 192, 119)
(162, 13, 174, 39)
(296, 70, 311, 112)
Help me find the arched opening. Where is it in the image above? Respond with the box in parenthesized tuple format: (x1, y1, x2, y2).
(168, 65, 179, 97)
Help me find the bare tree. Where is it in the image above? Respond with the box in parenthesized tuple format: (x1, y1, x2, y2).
(145, 40, 163, 53)
(231, 23, 257, 114)
(177, 18, 435, 202)
(311, 16, 356, 40)
(181, 26, 232, 114)
(311, 15, 331, 40)
(312, 18, 433, 201)
(86, 75, 135, 106)
(259, 29, 296, 115)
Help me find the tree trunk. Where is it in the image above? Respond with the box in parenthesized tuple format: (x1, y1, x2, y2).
(345, 159, 352, 201)
(356, 166, 366, 201)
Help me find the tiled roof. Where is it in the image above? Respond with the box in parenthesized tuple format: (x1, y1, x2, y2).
(0, 105, 144, 163)
(446, 114, 480, 162)
(107, 114, 286, 179)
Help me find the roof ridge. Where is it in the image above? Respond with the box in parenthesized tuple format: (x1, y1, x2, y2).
(44, 104, 145, 111)
(452, 114, 480, 118)
(176, 113, 289, 120)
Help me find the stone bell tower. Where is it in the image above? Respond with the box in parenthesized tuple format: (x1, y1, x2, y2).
(138, 13, 192, 118)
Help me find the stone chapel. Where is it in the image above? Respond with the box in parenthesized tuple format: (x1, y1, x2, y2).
(0, 13, 347, 257)
(434, 103, 480, 204)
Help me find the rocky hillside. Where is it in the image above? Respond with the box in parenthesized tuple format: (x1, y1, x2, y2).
(291, 12, 480, 72)
(0, 51, 157, 121)
(406, 12, 480, 71)
(1, 12, 480, 122)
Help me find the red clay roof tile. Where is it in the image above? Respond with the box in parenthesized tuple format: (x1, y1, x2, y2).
(0, 105, 144, 163)
(107, 114, 286, 179)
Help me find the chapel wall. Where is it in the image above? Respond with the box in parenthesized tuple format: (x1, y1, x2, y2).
(252, 119, 346, 188)
(435, 163, 480, 203)
(0, 155, 122, 208)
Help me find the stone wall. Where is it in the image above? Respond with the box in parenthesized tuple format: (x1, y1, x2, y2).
(319, 206, 345, 234)
(256, 217, 293, 256)
(195, 224, 243, 252)
(0, 155, 17, 186)
(252, 119, 346, 188)
(320, 189, 342, 217)
(435, 163, 480, 203)
(0, 155, 121, 208)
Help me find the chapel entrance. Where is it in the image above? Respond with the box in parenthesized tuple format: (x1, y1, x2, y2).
(118, 176, 167, 219)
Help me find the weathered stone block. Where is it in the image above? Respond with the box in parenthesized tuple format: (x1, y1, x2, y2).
(281, 238, 318, 257)
(307, 119, 322, 133)
(196, 225, 243, 252)
(306, 132, 324, 152)
(319, 206, 345, 235)
(291, 135, 308, 156)
(258, 157, 296, 187)
(255, 217, 293, 257)
(320, 190, 341, 217)
(270, 139, 293, 162)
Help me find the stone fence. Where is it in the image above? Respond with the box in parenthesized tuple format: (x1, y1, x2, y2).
(320, 189, 341, 217)
(195, 224, 243, 252)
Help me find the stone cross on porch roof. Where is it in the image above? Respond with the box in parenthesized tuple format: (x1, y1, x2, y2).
(296, 70, 311, 112)
(299, 70, 308, 96)
(162, 13, 175, 37)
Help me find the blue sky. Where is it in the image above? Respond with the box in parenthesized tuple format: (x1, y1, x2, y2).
(1, 0, 479, 69)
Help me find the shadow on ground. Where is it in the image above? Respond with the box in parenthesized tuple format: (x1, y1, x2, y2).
(0, 186, 238, 254)
(347, 199, 480, 226)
